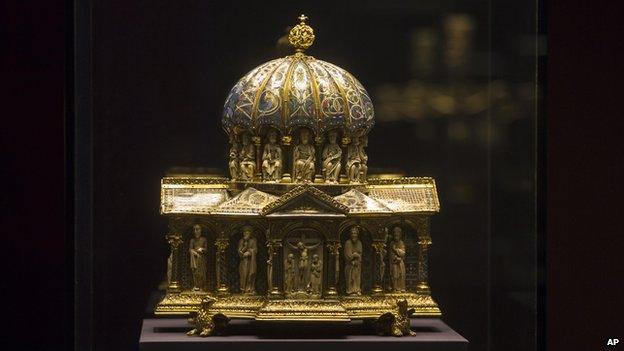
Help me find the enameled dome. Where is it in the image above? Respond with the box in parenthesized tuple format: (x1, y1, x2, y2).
(222, 16, 374, 138)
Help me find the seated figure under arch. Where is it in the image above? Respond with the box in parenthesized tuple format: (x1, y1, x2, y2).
(261, 130, 282, 181)
(293, 129, 316, 182)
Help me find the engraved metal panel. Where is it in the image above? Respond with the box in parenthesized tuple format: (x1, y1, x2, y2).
(161, 187, 229, 214)
(334, 189, 392, 214)
(367, 186, 440, 213)
(213, 187, 278, 215)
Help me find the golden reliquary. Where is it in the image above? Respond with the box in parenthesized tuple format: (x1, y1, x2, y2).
(156, 15, 441, 337)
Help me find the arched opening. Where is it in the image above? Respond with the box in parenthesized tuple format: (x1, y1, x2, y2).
(383, 220, 420, 292)
(282, 228, 325, 298)
(227, 223, 268, 295)
(178, 221, 217, 292)
(338, 225, 374, 295)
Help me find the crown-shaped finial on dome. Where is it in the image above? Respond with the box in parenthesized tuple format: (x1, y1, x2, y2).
(288, 14, 315, 53)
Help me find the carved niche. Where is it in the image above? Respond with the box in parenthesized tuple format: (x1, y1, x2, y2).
(283, 230, 324, 298)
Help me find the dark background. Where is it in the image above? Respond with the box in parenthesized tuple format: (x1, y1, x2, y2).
(89, 1, 539, 351)
(9, 0, 624, 351)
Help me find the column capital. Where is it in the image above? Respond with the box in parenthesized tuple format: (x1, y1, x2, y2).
(166, 234, 183, 249)
(314, 135, 324, 145)
(417, 236, 432, 246)
(266, 239, 282, 248)
(372, 241, 387, 253)
(215, 237, 229, 252)
(326, 241, 342, 255)
(281, 135, 292, 146)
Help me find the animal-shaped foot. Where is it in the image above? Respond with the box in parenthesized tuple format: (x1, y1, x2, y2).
(376, 299, 416, 337)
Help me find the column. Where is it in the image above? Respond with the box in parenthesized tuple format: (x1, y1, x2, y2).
(252, 135, 262, 181)
(280, 135, 292, 183)
(325, 241, 341, 296)
(339, 136, 350, 184)
(314, 134, 324, 183)
(215, 237, 229, 294)
(371, 241, 387, 294)
(416, 235, 432, 293)
(266, 240, 283, 297)
(166, 234, 184, 292)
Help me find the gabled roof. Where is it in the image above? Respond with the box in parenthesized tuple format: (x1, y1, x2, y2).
(333, 189, 393, 214)
(161, 188, 230, 214)
(367, 184, 440, 213)
(212, 187, 278, 215)
(260, 185, 349, 216)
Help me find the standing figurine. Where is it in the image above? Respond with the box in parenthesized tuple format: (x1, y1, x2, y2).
(228, 140, 240, 180)
(293, 129, 315, 182)
(262, 130, 283, 181)
(239, 134, 256, 181)
(322, 130, 342, 183)
(344, 227, 363, 295)
(189, 224, 208, 291)
(358, 135, 368, 182)
(389, 227, 407, 292)
(346, 137, 361, 183)
(309, 254, 322, 294)
(284, 253, 297, 293)
(237, 226, 257, 294)
(297, 242, 310, 291)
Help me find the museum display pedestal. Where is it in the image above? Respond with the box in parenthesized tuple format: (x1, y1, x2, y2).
(139, 318, 468, 351)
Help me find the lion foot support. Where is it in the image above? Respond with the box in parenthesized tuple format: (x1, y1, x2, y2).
(187, 298, 230, 337)
(187, 312, 229, 337)
(375, 299, 417, 337)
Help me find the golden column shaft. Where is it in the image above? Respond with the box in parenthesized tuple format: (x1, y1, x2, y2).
(314, 134, 324, 183)
(326, 241, 341, 295)
(339, 136, 350, 184)
(215, 237, 229, 294)
(280, 135, 293, 183)
(252, 136, 262, 181)
(372, 240, 387, 294)
(416, 236, 432, 293)
(166, 234, 184, 292)
(266, 239, 283, 296)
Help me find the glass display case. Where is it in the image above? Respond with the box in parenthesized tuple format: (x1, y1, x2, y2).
(74, 1, 543, 350)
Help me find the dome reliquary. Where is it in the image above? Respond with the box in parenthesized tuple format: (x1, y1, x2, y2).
(156, 15, 443, 337)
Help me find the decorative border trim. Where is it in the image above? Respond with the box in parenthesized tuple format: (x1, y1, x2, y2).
(162, 176, 229, 185)
(260, 184, 350, 215)
(366, 176, 436, 186)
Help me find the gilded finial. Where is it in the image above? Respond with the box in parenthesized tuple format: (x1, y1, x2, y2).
(288, 14, 315, 53)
